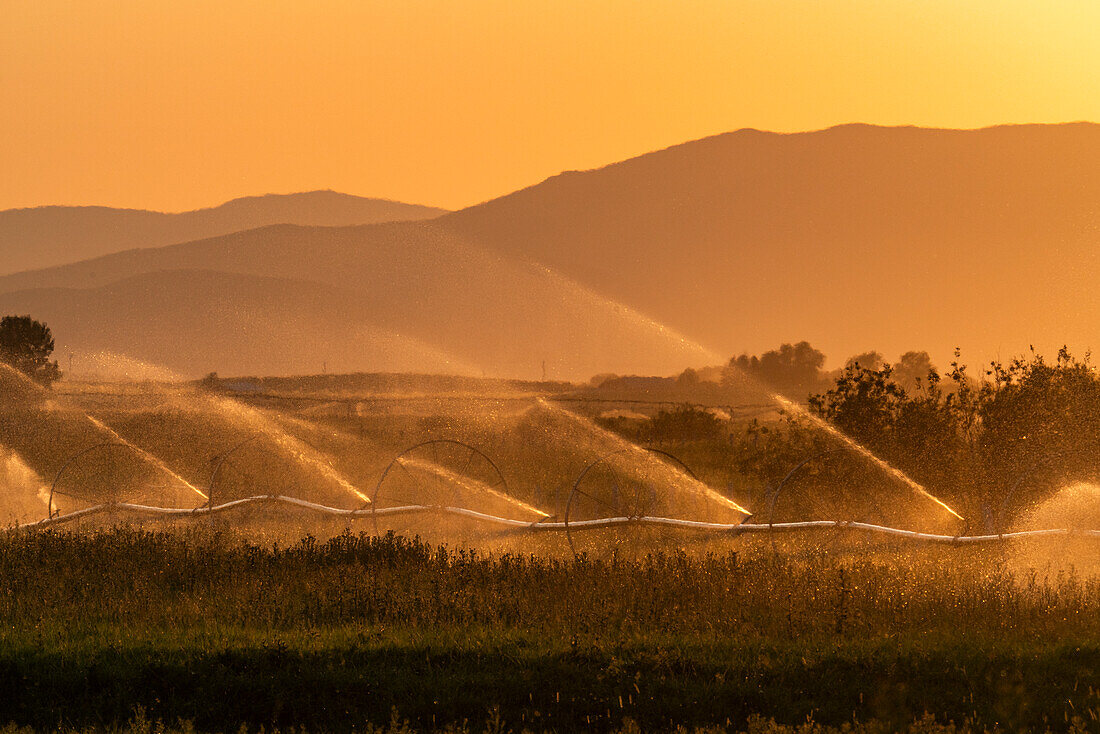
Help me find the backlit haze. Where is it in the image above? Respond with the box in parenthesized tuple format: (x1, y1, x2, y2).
(7, 7, 1100, 732)
(3, 0, 1099, 212)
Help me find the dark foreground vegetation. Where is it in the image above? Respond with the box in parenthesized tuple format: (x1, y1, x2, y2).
(2, 529, 1099, 733)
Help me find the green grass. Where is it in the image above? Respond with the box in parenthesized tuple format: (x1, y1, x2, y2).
(2, 529, 1099, 732)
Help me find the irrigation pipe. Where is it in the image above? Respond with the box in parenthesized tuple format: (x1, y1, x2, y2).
(10, 496, 1100, 543)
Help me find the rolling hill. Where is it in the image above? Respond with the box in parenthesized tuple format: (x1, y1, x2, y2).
(0, 191, 446, 275)
(2, 123, 1098, 379)
(0, 269, 473, 378)
(0, 231, 715, 379)
(438, 122, 1100, 366)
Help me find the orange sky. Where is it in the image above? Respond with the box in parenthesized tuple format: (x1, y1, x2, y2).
(3, 0, 1098, 212)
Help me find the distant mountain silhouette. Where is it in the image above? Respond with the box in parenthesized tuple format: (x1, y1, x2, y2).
(2, 123, 1099, 378)
(0, 226, 715, 378)
(0, 191, 446, 275)
(438, 123, 1100, 366)
(0, 269, 476, 377)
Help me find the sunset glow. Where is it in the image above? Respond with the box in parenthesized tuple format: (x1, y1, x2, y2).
(6, 4, 1100, 731)
(4, 1, 1099, 211)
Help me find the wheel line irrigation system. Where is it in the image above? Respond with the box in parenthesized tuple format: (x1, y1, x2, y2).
(11, 437, 1100, 549)
(13, 496, 1100, 546)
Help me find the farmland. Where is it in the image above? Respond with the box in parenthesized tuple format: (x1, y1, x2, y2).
(2, 365, 1100, 732)
(2, 528, 1099, 732)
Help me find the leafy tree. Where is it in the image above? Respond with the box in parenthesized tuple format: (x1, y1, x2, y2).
(0, 315, 62, 388)
(676, 367, 701, 386)
(811, 356, 980, 515)
(723, 341, 830, 399)
(736, 346, 1100, 527)
(198, 371, 221, 391)
(892, 350, 936, 393)
(977, 347, 1100, 515)
(844, 351, 885, 371)
(809, 362, 905, 444)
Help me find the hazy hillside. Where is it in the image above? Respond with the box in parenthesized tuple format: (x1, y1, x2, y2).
(0, 269, 469, 377)
(4, 124, 1099, 378)
(440, 123, 1100, 364)
(0, 229, 716, 379)
(0, 191, 446, 275)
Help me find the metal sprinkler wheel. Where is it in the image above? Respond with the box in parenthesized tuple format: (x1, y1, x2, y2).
(564, 447, 716, 559)
(761, 449, 893, 552)
(207, 431, 363, 511)
(764, 449, 845, 525)
(207, 435, 263, 508)
(48, 442, 168, 519)
(371, 439, 522, 540)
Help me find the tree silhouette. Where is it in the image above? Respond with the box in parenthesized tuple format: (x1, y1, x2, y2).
(737, 346, 1100, 526)
(0, 315, 62, 388)
(844, 350, 885, 371)
(722, 341, 829, 399)
(892, 350, 936, 393)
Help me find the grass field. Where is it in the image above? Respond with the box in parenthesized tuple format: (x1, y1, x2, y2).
(3, 373, 1100, 731)
(2, 528, 1099, 733)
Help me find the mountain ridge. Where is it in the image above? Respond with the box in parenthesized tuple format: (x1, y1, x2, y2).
(462, 121, 1098, 203)
(436, 121, 1100, 365)
(0, 224, 718, 379)
(0, 190, 447, 276)
(3, 122, 1100, 378)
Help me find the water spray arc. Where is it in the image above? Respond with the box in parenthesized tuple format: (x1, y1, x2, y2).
(766, 393, 964, 520)
(200, 394, 370, 504)
(399, 457, 550, 519)
(1, 363, 207, 505)
(560, 310, 965, 522)
(535, 399, 751, 515)
(82, 415, 208, 502)
(0, 445, 53, 521)
(498, 282, 964, 521)
(563, 446, 733, 557)
(371, 439, 549, 537)
(531, 264, 719, 367)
